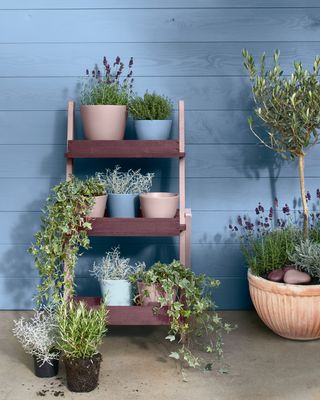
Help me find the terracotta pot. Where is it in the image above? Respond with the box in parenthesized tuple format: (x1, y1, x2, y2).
(137, 282, 176, 306)
(140, 192, 178, 218)
(88, 195, 107, 218)
(80, 105, 127, 140)
(248, 270, 320, 340)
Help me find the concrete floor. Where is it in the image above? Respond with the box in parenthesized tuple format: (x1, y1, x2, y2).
(1, 311, 320, 400)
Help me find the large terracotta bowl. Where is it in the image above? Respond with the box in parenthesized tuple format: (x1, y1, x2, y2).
(248, 270, 320, 340)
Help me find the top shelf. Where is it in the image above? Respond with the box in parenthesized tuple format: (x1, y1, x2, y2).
(65, 140, 185, 159)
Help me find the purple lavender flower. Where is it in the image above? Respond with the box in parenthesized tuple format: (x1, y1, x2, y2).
(317, 189, 320, 199)
(269, 207, 273, 219)
(237, 216, 243, 226)
(255, 207, 259, 215)
(258, 203, 264, 213)
(306, 191, 311, 201)
(282, 204, 290, 215)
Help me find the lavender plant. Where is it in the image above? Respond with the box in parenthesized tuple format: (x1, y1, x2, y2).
(13, 308, 59, 365)
(81, 56, 134, 106)
(96, 165, 154, 194)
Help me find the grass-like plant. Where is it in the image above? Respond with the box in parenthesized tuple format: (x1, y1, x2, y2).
(81, 56, 133, 106)
(13, 308, 59, 365)
(96, 165, 154, 194)
(29, 176, 105, 304)
(56, 300, 107, 360)
(90, 246, 138, 281)
(289, 239, 320, 281)
(243, 49, 320, 239)
(129, 260, 234, 370)
(129, 92, 173, 120)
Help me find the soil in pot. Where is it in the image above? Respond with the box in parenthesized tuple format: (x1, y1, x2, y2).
(134, 120, 172, 140)
(64, 353, 102, 392)
(140, 192, 178, 218)
(33, 356, 59, 378)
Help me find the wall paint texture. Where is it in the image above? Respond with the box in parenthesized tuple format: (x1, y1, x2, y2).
(1, 0, 320, 309)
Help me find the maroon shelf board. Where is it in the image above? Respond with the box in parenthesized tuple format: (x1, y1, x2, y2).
(65, 140, 184, 159)
(76, 296, 170, 326)
(88, 216, 185, 237)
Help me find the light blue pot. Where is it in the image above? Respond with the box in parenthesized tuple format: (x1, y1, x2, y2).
(100, 279, 132, 306)
(107, 193, 139, 217)
(134, 120, 172, 140)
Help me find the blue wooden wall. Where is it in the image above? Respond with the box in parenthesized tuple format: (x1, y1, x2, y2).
(1, 0, 320, 309)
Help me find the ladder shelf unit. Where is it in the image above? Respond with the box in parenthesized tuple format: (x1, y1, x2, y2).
(65, 100, 192, 325)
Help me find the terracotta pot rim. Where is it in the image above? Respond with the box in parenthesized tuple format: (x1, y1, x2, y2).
(80, 104, 127, 109)
(140, 192, 178, 199)
(248, 269, 320, 296)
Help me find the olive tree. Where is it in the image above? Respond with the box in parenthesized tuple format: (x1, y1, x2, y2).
(243, 49, 320, 239)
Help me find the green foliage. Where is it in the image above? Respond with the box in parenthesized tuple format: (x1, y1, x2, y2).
(29, 177, 105, 304)
(56, 300, 108, 360)
(96, 165, 154, 194)
(243, 49, 320, 158)
(241, 227, 301, 276)
(289, 239, 320, 281)
(129, 92, 173, 120)
(130, 260, 234, 370)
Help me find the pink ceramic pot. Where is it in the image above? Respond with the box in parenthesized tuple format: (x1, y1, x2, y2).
(140, 192, 178, 218)
(80, 105, 127, 140)
(248, 270, 320, 340)
(137, 282, 176, 306)
(88, 195, 107, 218)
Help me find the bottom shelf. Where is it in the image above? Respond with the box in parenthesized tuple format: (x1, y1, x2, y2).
(76, 296, 170, 326)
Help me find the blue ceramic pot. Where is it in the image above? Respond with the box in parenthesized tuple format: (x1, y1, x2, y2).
(134, 120, 172, 140)
(107, 193, 139, 217)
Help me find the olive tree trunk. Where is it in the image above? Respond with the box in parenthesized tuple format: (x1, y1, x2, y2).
(298, 154, 308, 240)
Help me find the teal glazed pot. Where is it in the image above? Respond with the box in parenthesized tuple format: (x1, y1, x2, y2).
(107, 193, 139, 217)
(134, 120, 172, 140)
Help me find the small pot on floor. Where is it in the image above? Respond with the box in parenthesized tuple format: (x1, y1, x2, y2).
(88, 194, 107, 218)
(134, 120, 172, 140)
(33, 356, 59, 378)
(64, 353, 102, 393)
(107, 193, 139, 218)
(100, 279, 132, 306)
(140, 192, 178, 218)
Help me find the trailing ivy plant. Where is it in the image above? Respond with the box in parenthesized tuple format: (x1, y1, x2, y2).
(29, 176, 105, 304)
(129, 260, 234, 371)
(243, 49, 320, 239)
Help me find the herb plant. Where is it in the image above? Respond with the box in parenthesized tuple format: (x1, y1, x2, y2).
(129, 92, 173, 120)
(243, 49, 320, 239)
(56, 300, 107, 360)
(289, 240, 320, 281)
(129, 260, 234, 370)
(96, 165, 154, 194)
(13, 308, 59, 365)
(81, 56, 134, 106)
(29, 177, 105, 304)
(90, 246, 138, 281)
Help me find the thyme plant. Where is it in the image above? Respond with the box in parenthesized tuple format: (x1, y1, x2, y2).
(13, 308, 59, 365)
(96, 165, 154, 194)
(243, 49, 320, 239)
(29, 177, 105, 304)
(129, 92, 173, 120)
(130, 260, 234, 370)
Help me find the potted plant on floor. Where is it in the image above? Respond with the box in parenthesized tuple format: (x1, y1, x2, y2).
(129, 260, 234, 369)
(81, 56, 133, 140)
(30, 176, 103, 303)
(90, 246, 140, 306)
(129, 91, 173, 140)
(96, 165, 154, 218)
(56, 300, 107, 392)
(233, 49, 320, 340)
(13, 308, 59, 378)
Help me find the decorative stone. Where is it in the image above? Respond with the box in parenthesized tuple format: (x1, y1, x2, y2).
(283, 269, 311, 285)
(267, 269, 285, 282)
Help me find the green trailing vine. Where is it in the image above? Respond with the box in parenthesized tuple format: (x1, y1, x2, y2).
(29, 176, 105, 305)
(129, 260, 234, 370)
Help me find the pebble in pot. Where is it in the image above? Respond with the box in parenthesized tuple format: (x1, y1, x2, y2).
(267, 268, 285, 282)
(283, 269, 311, 284)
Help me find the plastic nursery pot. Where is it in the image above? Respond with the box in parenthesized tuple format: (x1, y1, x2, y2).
(137, 282, 177, 306)
(33, 356, 59, 378)
(64, 353, 102, 393)
(140, 192, 178, 218)
(100, 279, 132, 306)
(80, 105, 127, 140)
(107, 193, 139, 218)
(134, 120, 172, 140)
(88, 195, 107, 218)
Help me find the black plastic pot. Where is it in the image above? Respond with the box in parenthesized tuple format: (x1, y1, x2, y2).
(33, 356, 59, 378)
(64, 353, 102, 392)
